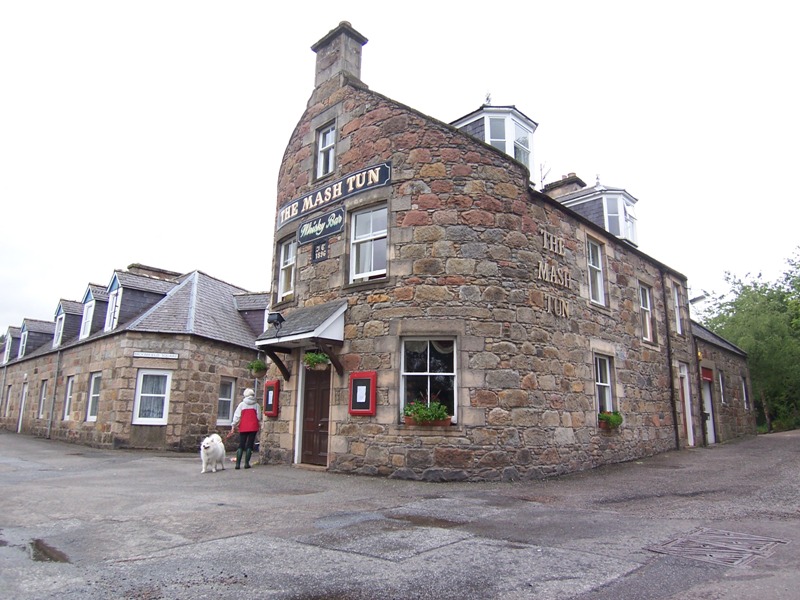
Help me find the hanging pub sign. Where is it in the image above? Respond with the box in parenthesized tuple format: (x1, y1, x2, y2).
(277, 161, 391, 228)
(298, 207, 345, 245)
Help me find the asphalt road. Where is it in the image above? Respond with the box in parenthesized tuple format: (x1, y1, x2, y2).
(1, 430, 798, 599)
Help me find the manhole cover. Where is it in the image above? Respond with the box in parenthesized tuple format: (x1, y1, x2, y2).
(647, 527, 788, 567)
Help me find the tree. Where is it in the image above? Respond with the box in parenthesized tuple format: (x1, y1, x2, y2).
(701, 249, 800, 431)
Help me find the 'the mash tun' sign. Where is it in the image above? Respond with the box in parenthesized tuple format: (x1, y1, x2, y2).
(277, 162, 391, 228)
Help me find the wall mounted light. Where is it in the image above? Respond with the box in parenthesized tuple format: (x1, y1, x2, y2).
(267, 312, 285, 332)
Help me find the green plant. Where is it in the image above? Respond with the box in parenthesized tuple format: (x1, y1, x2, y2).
(302, 351, 329, 368)
(403, 399, 450, 423)
(247, 359, 267, 373)
(598, 410, 623, 428)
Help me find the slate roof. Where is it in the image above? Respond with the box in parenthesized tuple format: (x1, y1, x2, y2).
(257, 299, 348, 342)
(114, 270, 178, 295)
(22, 318, 56, 335)
(5, 326, 21, 338)
(87, 284, 109, 302)
(128, 271, 258, 349)
(234, 292, 270, 311)
(57, 299, 84, 316)
(691, 320, 747, 357)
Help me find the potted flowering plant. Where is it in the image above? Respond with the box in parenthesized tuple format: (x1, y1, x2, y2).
(246, 359, 268, 378)
(403, 397, 451, 426)
(598, 410, 623, 430)
(303, 350, 330, 370)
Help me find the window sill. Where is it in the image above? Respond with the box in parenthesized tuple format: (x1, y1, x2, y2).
(343, 277, 390, 292)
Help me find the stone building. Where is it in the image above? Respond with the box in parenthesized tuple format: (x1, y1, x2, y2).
(254, 22, 754, 481)
(1, 264, 268, 450)
(692, 321, 757, 444)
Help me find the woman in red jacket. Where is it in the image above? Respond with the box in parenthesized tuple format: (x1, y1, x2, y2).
(227, 388, 262, 469)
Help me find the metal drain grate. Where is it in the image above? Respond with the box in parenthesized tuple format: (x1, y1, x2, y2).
(647, 527, 789, 567)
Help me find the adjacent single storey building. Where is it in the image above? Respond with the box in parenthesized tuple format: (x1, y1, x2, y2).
(1, 264, 268, 450)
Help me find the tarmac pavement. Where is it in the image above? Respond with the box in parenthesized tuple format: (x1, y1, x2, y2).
(1, 429, 798, 599)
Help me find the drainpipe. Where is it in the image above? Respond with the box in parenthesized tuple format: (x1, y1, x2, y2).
(0, 363, 7, 418)
(659, 269, 681, 451)
(46, 349, 63, 439)
(691, 330, 709, 447)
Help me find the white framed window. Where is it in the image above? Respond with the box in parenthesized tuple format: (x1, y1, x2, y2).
(719, 371, 726, 405)
(4, 385, 11, 418)
(18, 330, 28, 358)
(104, 288, 122, 331)
(37, 380, 48, 419)
(741, 376, 750, 411)
(673, 284, 684, 335)
(132, 369, 172, 425)
(486, 116, 532, 170)
(513, 121, 531, 168)
(595, 354, 615, 413)
(80, 300, 95, 340)
(489, 117, 506, 152)
(278, 239, 297, 301)
(217, 377, 235, 425)
(350, 205, 387, 283)
(604, 196, 637, 244)
(401, 338, 456, 421)
(53, 313, 65, 348)
(2, 337, 11, 364)
(639, 284, 654, 342)
(587, 239, 605, 305)
(63, 376, 75, 420)
(86, 372, 101, 422)
(316, 123, 336, 179)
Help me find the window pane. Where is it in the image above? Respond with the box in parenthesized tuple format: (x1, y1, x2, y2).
(142, 374, 166, 395)
(514, 123, 529, 149)
(372, 207, 387, 233)
(138, 396, 164, 419)
(404, 341, 428, 372)
(373, 238, 387, 271)
(354, 211, 372, 239)
(430, 340, 454, 372)
(405, 375, 428, 403)
(490, 118, 505, 140)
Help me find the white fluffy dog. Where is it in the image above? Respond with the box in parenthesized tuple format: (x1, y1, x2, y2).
(200, 433, 226, 473)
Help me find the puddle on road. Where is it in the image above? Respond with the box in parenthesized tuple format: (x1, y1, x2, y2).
(28, 539, 70, 563)
(389, 514, 460, 529)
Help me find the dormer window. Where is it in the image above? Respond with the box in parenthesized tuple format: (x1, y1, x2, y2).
(53, 313, 65, 348)
(546, 177, 639, 247)
(605, 196, 637, 245)
(18, 330, 28, 358)
(105, 286, 122, 331)
(451, 106, 537, 174)
(2, 338, 10, 364)
(80, 300, 95, 340)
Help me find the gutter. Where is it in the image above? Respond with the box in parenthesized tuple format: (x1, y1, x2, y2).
(46, 349, 63, 438)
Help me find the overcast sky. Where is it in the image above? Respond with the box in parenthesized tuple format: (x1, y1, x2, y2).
(2, 1, 797, 331)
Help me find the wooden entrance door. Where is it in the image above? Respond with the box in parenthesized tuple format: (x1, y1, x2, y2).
(302, 368, 330, 466)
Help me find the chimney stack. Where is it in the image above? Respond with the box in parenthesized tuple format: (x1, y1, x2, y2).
(542, 172, 587, 199)
(311, 21, 368, 88)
